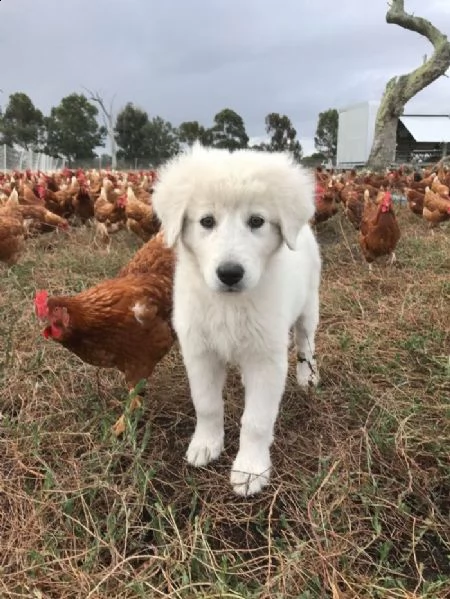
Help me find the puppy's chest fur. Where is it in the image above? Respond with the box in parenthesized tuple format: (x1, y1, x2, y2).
(175, 286, 284, 363)
(207, 299, 266, 361)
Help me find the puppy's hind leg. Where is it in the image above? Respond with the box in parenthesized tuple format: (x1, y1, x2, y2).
(184, 350, 227, 467)
(294, 290, 320, 389)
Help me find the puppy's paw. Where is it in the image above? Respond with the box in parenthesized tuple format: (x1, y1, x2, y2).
(186, 433, 224, 467)
(230, 453, 271, 496)
(296, 357, 319, 388)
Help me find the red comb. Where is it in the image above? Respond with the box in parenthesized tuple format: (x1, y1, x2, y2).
(34, 290, 49, 319)
(36, 185, 46, 199)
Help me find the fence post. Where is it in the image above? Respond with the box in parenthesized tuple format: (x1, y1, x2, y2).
(3, 145, 6, 171)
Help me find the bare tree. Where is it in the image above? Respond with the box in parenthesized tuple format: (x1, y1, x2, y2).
(83, 87, 118, 169)
(367, 0, 450, 170)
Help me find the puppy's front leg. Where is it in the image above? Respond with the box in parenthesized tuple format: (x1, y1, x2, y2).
(183, 350, 227, 467)
(231, 356, 288, 496)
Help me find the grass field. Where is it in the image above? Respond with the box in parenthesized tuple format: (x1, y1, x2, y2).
(1, 209, 449, 598)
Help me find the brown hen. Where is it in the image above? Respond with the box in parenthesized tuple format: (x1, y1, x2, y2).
(0, 190, 25, 266)
(34, 231, 175, 435)
(359, 190, 401, 271)
(423, 186, 450, 231)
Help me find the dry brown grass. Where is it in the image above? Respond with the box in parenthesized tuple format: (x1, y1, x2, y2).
(1, 208, 449, 598)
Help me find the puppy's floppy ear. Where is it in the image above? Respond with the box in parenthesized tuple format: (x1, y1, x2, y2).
(161, 213, 185, 248)
(278, 210, 307, 250)
(278, 207, 315, 250)
(151, 155, 190, 248)
(276, 164, 316, 250)
(152, 193, 186, 248)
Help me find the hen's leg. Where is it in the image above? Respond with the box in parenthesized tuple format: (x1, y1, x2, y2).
(94, 221, 111, 253)
(111, 393, 143, 436)
(111, 375, 149, 436)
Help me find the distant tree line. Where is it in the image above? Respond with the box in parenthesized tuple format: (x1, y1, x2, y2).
(0, 91, 338, 168)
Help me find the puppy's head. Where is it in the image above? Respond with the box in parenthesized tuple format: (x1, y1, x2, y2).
(152, 145, 315, 292)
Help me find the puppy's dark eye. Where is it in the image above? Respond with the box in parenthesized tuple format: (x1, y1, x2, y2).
(200, 215, 216, 229)
(248, 215, 265, 229)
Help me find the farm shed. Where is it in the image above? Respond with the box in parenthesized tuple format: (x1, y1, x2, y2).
(396, 114, 450, 163)
(336, 101, 450, 167)
(336, 101, 380, 168)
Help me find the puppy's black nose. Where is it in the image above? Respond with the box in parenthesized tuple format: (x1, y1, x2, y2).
(216, 262, 245, 287)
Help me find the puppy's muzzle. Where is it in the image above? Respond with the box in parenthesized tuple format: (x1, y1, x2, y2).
(216, 262, 245, 289)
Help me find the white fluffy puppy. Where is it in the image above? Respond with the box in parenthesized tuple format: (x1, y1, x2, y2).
(152, 144, 321, 496)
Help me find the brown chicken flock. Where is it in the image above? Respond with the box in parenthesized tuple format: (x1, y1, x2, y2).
(313, 161, 450, 268)
(1, 160, 449, 435)
(0, 167, 160, 266)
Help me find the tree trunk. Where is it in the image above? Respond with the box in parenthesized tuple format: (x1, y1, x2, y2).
(367, 0, 450, 170)
(109, 128, 117, 170)
(84, 88, 118, 170)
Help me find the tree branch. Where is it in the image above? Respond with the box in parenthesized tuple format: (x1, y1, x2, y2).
(384, 1, 450, 109)
(367, 2, 450, 169)
(83, 87, 118, 167)
(83, 87, 115, 125)
(387, 0, 448, 46)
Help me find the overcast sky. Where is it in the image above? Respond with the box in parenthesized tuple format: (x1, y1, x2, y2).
(2, 0, 450, 155)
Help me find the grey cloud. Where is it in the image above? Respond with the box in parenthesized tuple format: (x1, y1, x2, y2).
(1, 0, 450, 152)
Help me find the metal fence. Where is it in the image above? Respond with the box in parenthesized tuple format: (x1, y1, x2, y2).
(0, 145, 65, 172)
(0, 146, 152, 172)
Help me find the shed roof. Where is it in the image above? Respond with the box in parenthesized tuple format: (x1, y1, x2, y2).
(400, 115, 450, 142)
